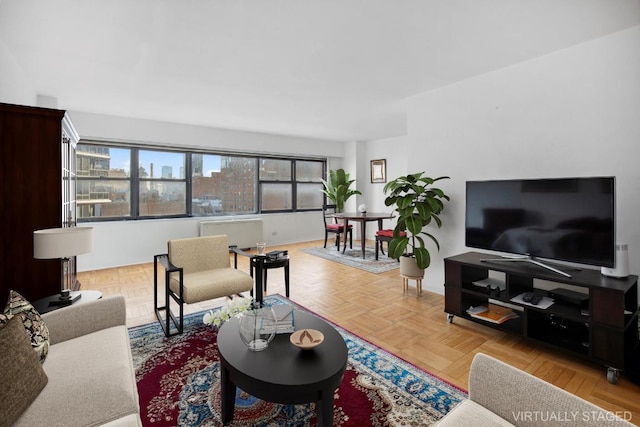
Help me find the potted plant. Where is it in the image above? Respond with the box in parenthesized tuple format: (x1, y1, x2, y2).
(320, 168, 362, 212)
(383, 172, 450, 277)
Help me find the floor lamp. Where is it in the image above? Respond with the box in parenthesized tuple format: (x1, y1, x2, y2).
(33, 227, 94, 305)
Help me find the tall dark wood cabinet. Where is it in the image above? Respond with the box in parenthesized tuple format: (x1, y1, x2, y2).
(0, 102, 79, 306)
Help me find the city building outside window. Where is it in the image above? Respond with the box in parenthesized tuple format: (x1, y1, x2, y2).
(138, 149, 187, 217)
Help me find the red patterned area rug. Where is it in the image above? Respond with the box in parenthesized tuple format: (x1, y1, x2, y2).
(130, 295, 467, 426)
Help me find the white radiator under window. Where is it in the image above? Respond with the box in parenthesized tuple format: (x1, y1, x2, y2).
(199, 219, 263, 249)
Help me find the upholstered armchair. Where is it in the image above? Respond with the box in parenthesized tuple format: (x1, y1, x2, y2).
(154, 234, 254, 337)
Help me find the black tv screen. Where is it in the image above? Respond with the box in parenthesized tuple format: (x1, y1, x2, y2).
(465, 177, 615, 268)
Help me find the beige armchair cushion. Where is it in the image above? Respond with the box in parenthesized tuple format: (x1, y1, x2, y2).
(169, 235, 232, 273)
(169, 269, 253, 303)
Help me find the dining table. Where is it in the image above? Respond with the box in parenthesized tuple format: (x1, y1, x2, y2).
(332, 212, 393, 259)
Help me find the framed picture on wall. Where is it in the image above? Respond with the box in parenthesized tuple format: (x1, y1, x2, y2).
(370, 159, 386, 183)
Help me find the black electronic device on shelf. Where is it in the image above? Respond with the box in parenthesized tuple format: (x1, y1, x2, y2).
(549, 288, 589, 308)
(266, 250, 288, 260)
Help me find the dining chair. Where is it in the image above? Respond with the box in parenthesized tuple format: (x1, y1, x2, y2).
(375, 229, 406, 260)
(322, 204, 353, 251)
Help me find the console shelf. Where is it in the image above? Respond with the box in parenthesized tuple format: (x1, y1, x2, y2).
(444, 252, 639, 383)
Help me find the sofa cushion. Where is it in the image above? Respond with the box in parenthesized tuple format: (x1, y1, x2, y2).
(435, 400, 515, 426)
(468, 353, 633, 426)
(0, 316, 49, 426)
(14, 325, 140, 427)
(1, 290, 50, 363)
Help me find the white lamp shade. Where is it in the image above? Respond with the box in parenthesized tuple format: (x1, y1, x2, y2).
(33, 227, 94, 259)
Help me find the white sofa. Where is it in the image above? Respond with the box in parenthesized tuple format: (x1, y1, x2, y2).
(15, 295, 141, 426)
(437, 353, 633, 427)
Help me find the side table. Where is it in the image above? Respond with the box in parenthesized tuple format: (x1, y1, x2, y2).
(251, 254, 290, 304)
(32, 290, 103, 314)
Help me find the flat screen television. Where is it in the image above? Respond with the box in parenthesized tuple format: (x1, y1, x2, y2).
(465, 177, 615, 274)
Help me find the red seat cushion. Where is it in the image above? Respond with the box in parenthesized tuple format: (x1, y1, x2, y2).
(327, 224, 352, 231)
(376, 229, 406, 237)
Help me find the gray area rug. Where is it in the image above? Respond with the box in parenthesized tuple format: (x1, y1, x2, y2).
(301, 245, 400, 273)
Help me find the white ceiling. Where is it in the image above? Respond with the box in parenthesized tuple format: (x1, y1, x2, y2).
(1, 0, 639, 141)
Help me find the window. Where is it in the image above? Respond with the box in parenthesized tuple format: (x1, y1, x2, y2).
(138, 150, 187, 217)
(76, 142, 325, 221)
(258, 159, 324, 212)
(296, 160, 324, 210)
(76, 146, 132, 219)
(192, 154, 258, 215)
(260, 159, 292, 212)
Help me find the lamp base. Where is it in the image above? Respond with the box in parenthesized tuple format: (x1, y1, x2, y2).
(49, 291, 82, 306)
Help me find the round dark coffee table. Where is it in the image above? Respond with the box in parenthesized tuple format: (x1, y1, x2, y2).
(217, 310, 348, 426)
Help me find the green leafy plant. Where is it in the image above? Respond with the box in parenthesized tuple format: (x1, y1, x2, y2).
(383, 172, 450, 270)
(320, 168, 362, 212)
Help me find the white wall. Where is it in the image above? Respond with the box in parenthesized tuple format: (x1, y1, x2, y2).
(391, 26, 640, 296)
(360, 135, 410, 236)
(70, 111, 345, 157)
(0, 39, 36, 104)
(70, 112, 346, 271)
(78, 212, 323, 271)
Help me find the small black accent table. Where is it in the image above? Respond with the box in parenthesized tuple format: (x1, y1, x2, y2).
(217, 310, 348, 426)
(32, 290, 103, 314)
(251, 253, 290, 304)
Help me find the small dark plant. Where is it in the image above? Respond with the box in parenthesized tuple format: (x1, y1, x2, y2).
(383, 172, 450, 270)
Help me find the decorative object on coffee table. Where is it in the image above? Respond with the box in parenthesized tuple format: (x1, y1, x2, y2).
(290, 328, 324, 350)
(202, 297, 252, 328)
(237, 305, 277, 351)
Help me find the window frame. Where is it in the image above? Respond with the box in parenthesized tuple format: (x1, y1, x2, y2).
(76, 141, 326, 222)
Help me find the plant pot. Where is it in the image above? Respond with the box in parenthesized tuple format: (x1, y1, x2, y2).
(400, 255, 425, 278)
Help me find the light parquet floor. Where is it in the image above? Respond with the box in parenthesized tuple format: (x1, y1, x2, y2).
(78, 240, 640, 424)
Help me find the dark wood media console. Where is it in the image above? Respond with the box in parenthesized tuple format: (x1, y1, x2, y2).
(444, 252, 639, 383)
